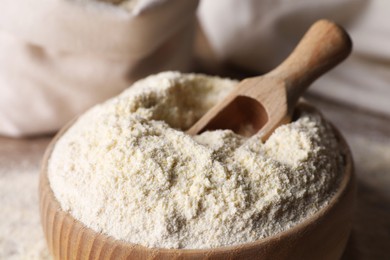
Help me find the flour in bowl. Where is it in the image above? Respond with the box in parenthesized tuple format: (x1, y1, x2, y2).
(48, 71, 343, 249)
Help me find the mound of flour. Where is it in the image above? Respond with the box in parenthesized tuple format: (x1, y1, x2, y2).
(48, 71, 342, 249)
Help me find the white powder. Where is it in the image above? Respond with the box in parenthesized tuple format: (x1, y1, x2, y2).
(48, 71, 343, 249)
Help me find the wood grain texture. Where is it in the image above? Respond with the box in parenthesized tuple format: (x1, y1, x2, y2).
(186, 20, 352, 140)
(39, 104, 356, 260)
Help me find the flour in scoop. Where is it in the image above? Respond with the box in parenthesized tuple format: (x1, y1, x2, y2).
(48, 71, 343, 249)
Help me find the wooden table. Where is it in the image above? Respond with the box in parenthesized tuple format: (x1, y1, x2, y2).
(0, 93, 389, 259)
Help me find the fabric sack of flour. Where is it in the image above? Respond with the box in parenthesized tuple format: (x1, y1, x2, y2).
(197, 0, 390, 116)
(0, 0, 198, 136)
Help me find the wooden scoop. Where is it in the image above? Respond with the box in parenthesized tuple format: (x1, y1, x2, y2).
(186, 20, 352, 140)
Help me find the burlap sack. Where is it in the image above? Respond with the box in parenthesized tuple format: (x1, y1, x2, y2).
(0, 0, 198, 136)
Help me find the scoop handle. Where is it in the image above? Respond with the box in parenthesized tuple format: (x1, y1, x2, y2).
(269, 20, 352, 111)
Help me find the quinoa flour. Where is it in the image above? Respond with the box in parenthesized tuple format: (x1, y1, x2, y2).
(48, 71, 343, 249)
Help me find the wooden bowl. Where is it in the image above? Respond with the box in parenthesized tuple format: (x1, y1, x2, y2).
(39, 106, 355, 260)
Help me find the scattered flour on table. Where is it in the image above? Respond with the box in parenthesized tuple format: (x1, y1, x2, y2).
(48, 71, 343, 249)
(0, 138, 51, 260)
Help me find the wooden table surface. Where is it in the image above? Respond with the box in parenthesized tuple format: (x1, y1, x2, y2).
(0, 93, 389, 259)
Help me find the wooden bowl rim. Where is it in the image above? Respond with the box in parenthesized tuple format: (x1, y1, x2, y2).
(40, 102, 354, 254)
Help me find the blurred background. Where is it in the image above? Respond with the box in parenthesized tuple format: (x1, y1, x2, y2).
(0, 0, 389, 259)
